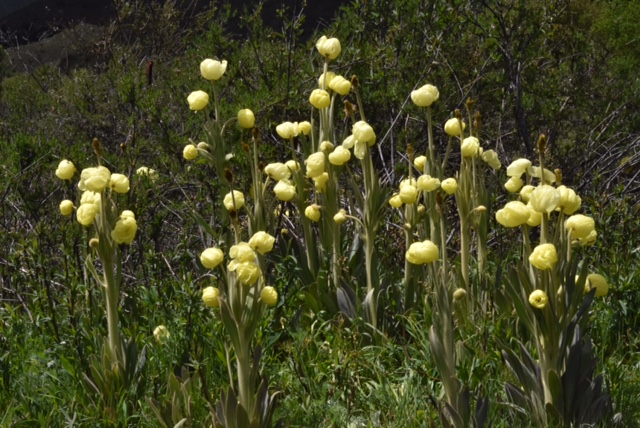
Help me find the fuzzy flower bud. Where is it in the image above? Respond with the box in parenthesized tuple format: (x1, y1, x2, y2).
(249, 231, 276, 255)
(411, 84, 439, 107)
(111, 215, 137, 244)
(56, 160, 76, 180)
(200, 59, 227, 81)
(202, 286, 220, 308)
(315, 35, 341, 59)
(260, 286, 278, 306)
(237, 109, 255, 129)
(529, 243, 558, 270)
(187, 90, 209, 111)
(223, 190, 245, 211)
(405, 240, 439, 265)
(183, 144, 198, 161)
(200, 247, 224, 269)
(59, 200, 74, 216)
(529, 289, 549, 309)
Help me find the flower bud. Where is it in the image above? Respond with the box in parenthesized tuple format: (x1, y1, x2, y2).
(200, 59, 227, 81)
(328, 75, 351, 96)
(388, 194, 403, 208)
(495, 201, 530, 228)
(556, 185, 582, 215)
(223, 190, 245, 211)
(111, 215, 137, 244)
(444, 118, 465, 137)
(529, 289, 549, 309)
(313, 172, 329, 193)
(410, 84, 439, 107)
(264, 162, 291, 181)
(237, 109, 255, 129)
(89, 238, 99, 248)
(187, 90, 209, 111)
(352, 121, 376, 145)
(328, 145, 351, 166)
(453, 288, 467, 301)
(274, 180, 296, 201)
(309, 89, 331, 109)
(79, 166, 111, 192)
(529, 243, 558, 270)
(305, 204, 321, 222)
(525, 203, 542, 227)
(260, 286, 278, 306)
(235, 261, 261, 285)
(318, 71, 336, 88)
(320, 140, 334, 153)
(461, 136, 480, 157)
(55, 160, 76, 180)
(334, 209, 348, 225)
(59, 200, 74, 216)
(315, 35, 341, 59)
(305, 152, 326, 178)
(414, 155, 427, 172)
(529, 184, 560, 213)
(441, 178, 458, 195)
(506, 158, 532, 177)
(504, 176, 524, 193)
(202, 286, 220, 308)
(405, 240, 439, 264)
(200, 247, 224, 269)
(417, 174, 440, 192)
(183, 144, 198, 161)
(298, 121, 312, 136)
(585, 273, 609, 297)
(399, 184, 418, 204)
(481, 150, 501, 170)
(565, 214, 595, 239)
(249, 231, 276, 255)
(519, 185, 535, 203)
(76, 203, 98, 226)
(109, 173, 130, 194)
(276, 121, 299, 139)
(153, 325, 170, 343)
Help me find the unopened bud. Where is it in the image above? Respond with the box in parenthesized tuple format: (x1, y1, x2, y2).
(537, 134, 547, 152)
(344, 100, 355, 117)
(453, 288, 467, 301)
(403, 223, 412, 231)
(252, 127, 260, 142)
(554, 168, 563, 185)
(473, 111, 482, 132)
(350, 75, 359, 90)
(224, 168, 234, 183)
(454, 109, 463, 120)
(197, 142, 209, 150)
(465, 97, 475, 111)
(475, 205, 487, 213)
(242, 142, 251, 154)
(407, 144, 414, 157)
(92, 138, 101, 158)
(417, 204, 426, 216)
(89, 238, 99, 248)
(258, 161, 265, 172)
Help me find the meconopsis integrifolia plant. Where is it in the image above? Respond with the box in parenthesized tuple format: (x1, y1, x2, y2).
(55, 138, 138, 375)
(497, 135, 610, 426)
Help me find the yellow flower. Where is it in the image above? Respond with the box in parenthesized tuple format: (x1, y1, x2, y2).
(153, 325, 170, 343)
(183, 144, 198, 161)
(260, 286, 278, 306)
(237, 109, 255, 129)
(388, 194, 403, 208)
(453, 288, 467, 301)
(352, 121, 376, 146)
(529, 243, 558, 270)
(481, 150, 501, 170)
(274, 180, 296, 201)
(136, 166, 158, 182)
(529, 184, 560, 213)
(309, 89, 331, 109)
(76, 203, 98, 226)
(235, 261, 261, 285)
(528, 166, 556, 184)
(529, 289, 549, 309)
(200, 247, 224, 269)
(223, 190, 245, 211)
(414, 155, 427, 172)
(200, 59, 227, 81)
(328, 146, 352, 166)
(519, 185, 535, 203)
(318, 71, 336, 89)
(79, 166, 111, 192)
(461, 136, 480, 157)
(315, 35, 341, 59)
(111, 215, 137, 244)
(55, 159, 76, 180)
(441, 178, 458, 195)
(504, 176, 524, 193)
(557, 185, 582, 215)
(578, 229, 597, 246)
(109, 173, 130, 194)
(334, 209, 348, 224)
(59, 200, 74, 216)
(229, 242, 256, 263)
(202, 286, 220, 308)
(506, 158, 532, 177)
(285, 159, 300, 171)
(187, 90, 209, 111)
(120, 210, 135, 219)
(305, 204, 321, 222)
(320, 141, 334, 152)
(565, 214, 595, 239)
(313, 172, 329, 193)
(328, 75, 351, 95)
(405, 240, 439, 264)
(410, 84, 439, 107)
(399, 184, 418, 204)
(417, 174, 440, 192)
(305, 152, 326, 178)
(444, 118, 465, 137)
(264, 162, 291, 181)
(495, 201, 530, 228)
(80, 191, 101, 210)
(298, 121, 312, 136)
(249, 231, 276, 255)
(585, 273, 609, 297)
(526, 203, 542, 227)
(276, 121, 299, 139)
